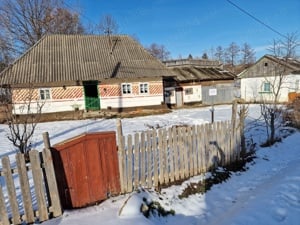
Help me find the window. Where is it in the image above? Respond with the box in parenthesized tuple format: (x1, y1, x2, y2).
(121, 83, 132, 94)
(263, 82, 271, 92)
(39, 88, 51, 100)
(139, 83, 149, 94)
(185, 88, 193, 95)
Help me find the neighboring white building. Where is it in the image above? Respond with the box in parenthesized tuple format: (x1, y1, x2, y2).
(239, 55, 300, 103)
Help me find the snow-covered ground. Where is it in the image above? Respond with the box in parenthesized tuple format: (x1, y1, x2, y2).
(0, 105, 299, 225)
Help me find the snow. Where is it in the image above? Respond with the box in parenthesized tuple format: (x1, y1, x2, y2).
(0, 105, 299, 225)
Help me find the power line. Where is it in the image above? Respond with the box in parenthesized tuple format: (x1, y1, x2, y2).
(226, 0, 287, 39)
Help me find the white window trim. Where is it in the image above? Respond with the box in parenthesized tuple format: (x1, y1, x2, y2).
(121, 83, 132, 95)
(39, 88, 52, 100)
(139, 82, 149, 95)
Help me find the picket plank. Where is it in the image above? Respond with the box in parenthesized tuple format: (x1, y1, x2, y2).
(168, 127, 174, 183)
(158, 129, 164, 185)
(162, 129, 168, 184)
(127, 135, 133, 192)
(173, 127, 179, 181)
(41, 149, 62, 217)
(146, 131, 153, 188)
(29, 150, 48, 222)
(2, 156, 21, 225)
(0, 182, 10, 225)
(134, 133, 140, 189)
(140, 132, 146, 187)
(16, 153, 35, 223)
(152, 130, 159, 188)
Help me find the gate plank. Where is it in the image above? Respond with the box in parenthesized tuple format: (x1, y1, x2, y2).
(16, 153, 35, 223)
(2, 156, 21, 225)
(29, 150, 48, 222)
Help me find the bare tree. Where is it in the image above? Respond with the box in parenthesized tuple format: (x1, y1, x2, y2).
(260, 33, 299, 146)
(214, 46, 224, 63)
(4, 87, 44, 158)
(0, 0, 84, 56)
(146, 43, 170, 61)
(240, 43, 256, 65)
(98, 14, 119, 35)
(226, 42, 240, 67)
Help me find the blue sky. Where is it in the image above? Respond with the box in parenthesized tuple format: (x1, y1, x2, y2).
(67, 0, 300, 60)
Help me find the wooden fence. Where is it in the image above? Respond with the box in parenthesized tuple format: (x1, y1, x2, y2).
(118, 120, 241, 193)
(0, 133, 62, 225)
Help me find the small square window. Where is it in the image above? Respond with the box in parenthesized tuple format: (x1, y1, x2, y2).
(185, 88, 193, 95)
(139, 83, 149, 94)
(39, 88, 51, 100)
(264, 62, 268, 67)
(121, 83, 132, 94)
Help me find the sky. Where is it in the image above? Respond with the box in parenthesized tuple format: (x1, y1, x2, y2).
(65, 0, 300, 60)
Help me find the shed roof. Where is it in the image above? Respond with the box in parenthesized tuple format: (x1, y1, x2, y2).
(170, 66, 236, 82)
(0, 34, 175, 87)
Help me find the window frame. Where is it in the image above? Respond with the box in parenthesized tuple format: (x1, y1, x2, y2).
(263, 82, 271, 93)
(139, 82, 149, 95)
(121, 83, 132, 95)
(39, 88, 51, 100)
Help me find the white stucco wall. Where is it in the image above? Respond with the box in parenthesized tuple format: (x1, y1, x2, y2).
(241, 74, 300, 102)
(13, 98, 85, 114)
(100, 94, 164, 109)
(183, 85, 202, 103)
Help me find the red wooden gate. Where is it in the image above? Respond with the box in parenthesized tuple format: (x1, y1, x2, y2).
(51, 131, 120, 209)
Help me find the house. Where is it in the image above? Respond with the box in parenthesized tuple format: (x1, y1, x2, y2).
(163, 58, 237, 107)
(239, 55, 300, 103)
(0, 35, 176, 114)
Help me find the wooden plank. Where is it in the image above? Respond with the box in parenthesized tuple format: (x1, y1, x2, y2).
(203, 124, 210, 172)
(188, 126, 194, 176)
(29, 150, 48, 222)
(41, 149, 62, 218)
(140, 132, 146, 187)
(16, 153, 35, 223)
(0, 183, 10, 225)
(173, 127, 179, 181)
(152, 130, 159, 188)
(127, 135, 133, 192)
(146, 131, 153, 189)
(134, 133, 140, 189)
(158, 129, 164, 185)
(168, 127, 175, 183)
(192, 125, 198, 175)
(196, 125, 203, 173)
(178, 128, 185, 179)
(184, 127, 189, 178)
(2, 156, 21, 225)
(162, 129, 168, 184)
(118, 136, 126, 193)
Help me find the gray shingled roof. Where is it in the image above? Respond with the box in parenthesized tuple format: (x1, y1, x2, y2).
(0, 35, 175, 87)
(170, 66, 236, 82)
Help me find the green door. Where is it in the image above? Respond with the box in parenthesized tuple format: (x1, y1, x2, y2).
(83, 81, 100, 111)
